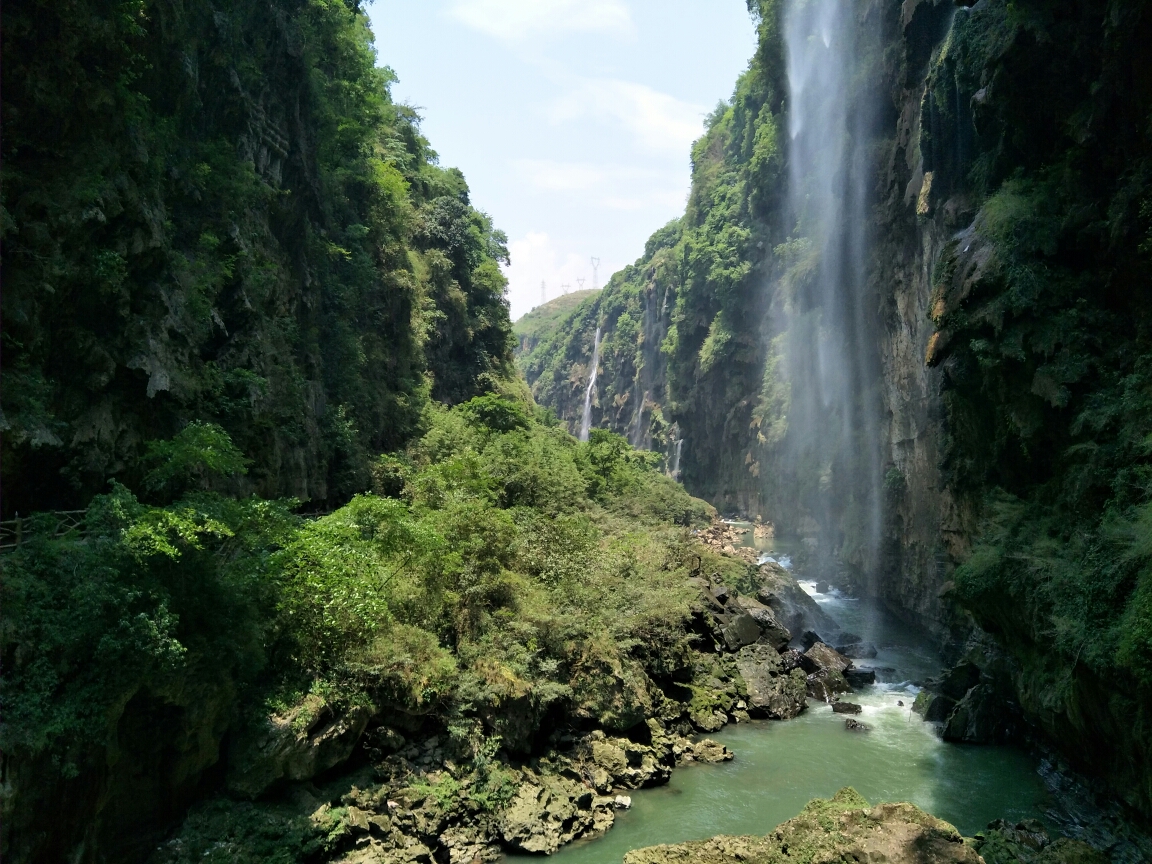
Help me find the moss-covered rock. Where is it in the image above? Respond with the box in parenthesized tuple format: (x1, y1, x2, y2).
(622, 788, 980, 864)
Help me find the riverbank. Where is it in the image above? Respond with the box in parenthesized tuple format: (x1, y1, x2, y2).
(152, 519, 1091, 864)
(150, 522, 855, 864)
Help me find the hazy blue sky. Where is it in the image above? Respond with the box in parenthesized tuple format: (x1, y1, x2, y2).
(366, 1, 757, 320)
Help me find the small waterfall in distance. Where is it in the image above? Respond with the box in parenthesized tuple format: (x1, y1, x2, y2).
(774, 0, 883, 590)
(579, 326, 601, 442)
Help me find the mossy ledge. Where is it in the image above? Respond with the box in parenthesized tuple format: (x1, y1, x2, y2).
(623, 788, 1106, 864)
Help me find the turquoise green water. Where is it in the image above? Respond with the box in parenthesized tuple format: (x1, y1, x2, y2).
(536, 528, 1052, 864)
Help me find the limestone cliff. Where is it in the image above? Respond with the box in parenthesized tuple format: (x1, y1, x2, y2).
(519, 0, 1152, 818)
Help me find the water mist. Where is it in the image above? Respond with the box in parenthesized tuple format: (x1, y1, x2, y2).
(579, 326, 602, 442)
(773, 0, 884, 613)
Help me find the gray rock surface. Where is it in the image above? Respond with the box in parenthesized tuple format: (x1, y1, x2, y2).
(228, 696, 372, 798)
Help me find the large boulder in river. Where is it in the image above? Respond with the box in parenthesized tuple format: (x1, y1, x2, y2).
(729, 596, 792, 650)
(735, 644, 807, 719)
(755, 565, 839, 643)
(935, 661, 982, 700)
(801, 642, 852, 674)
(806, 668, 852, 700)
(622, 787, 982, 864)
(719, 612, 762, 651)
(500, 775, 600, 853)
(941, 683, 1018, 744)
(912, 689, 957, 723)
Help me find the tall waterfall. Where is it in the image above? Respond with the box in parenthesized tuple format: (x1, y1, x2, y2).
(578, 326, 601, 442)
(776, 0, 883, 580)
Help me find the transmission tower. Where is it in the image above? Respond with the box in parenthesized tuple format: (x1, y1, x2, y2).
(561, 282, 571, 295)
(590, 257, 600, 289)
(540, 280, 546, 306)
(576, 277, 586, 291)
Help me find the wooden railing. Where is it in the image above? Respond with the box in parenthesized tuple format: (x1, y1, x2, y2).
(0, 511, 88, 552)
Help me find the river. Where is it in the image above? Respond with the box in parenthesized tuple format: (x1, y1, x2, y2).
(533, 527, 1053, 864)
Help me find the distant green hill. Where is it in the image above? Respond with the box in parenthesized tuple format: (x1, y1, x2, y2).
(513, 290, 598, 358)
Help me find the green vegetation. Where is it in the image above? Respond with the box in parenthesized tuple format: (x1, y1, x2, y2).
(2, 397, 713, 861)
(513, 289, 599, 356)
(516, 0, 802, 509)
(921, 0, 1152, 813)
(1, 0, 513, 517)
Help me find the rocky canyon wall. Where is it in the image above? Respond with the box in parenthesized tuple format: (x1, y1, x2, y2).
(520, 0, 1152, 816)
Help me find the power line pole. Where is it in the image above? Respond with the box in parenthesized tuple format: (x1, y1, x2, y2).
(590, 257, 600, 290)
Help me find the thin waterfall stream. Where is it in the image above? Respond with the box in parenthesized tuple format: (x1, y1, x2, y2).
(533, 1, 1053, 861)
(579, 326, 602, 443)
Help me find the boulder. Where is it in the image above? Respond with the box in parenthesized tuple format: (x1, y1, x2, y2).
(801, 642, 852, 674)
(735, 644, 806, 719)
(764, 669, 809, 719)
(778, 649, 805, 672)
(591, 740, 628, 775)
(729, 596, 792, 650)
(584, 734, 672, 789)
(754, 568, 840, 643)
(801, 630, 825, 650)
(719, 613, 761, 651)
(935, 661, 982, 700)
(688, 739, 734, 763)
(832, 701, 862, 715)
(941, 683, 1012, 744)
(621, 788, 981, 864)
(913, 690, 957, 723)
(500, 775, 599, 854)
(438, 828, 502, 864)
(227, 696, 372, 798)
(844, 668, 876, 688)
(972, 819, 1108, 864)
(844, 718, 869, 732)
(690, 708, 728, 733)
(806, 668, 852, 701)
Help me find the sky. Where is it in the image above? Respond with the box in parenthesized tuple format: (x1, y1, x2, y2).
(366, 0, 758, 321)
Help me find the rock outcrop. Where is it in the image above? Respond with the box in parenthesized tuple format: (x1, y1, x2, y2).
(735, 645, 807, 720)
(228, 697, 374, 798)
(622, 788, 981, 864)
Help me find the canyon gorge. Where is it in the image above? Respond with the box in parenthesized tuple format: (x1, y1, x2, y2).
(4, 0, 1152, 862)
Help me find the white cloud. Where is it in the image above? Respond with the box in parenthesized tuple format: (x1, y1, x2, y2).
(447, 0, 633, 42)
(549, 79, 707, 154)
(504, 232, 620, 321)
(510, 159, 689, 212)
(514, 160, 617, 192)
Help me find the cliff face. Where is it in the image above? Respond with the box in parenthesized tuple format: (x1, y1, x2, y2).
(1, 0, 514, 518)
(521, 0, 1152, 815)
(517, 243, 680, 463)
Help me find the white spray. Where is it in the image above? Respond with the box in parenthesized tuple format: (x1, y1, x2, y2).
(776, 0, 884, 588)
(578, 326, 601, 442)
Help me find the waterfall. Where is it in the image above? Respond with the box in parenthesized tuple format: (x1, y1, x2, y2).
(776, 0, 883, 585)
(670, 438, 683, 480)
(578, 326, 601, 442)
